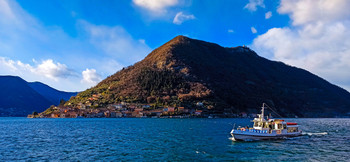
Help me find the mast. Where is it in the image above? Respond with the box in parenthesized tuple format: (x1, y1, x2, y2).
(261, 103, 265, 120)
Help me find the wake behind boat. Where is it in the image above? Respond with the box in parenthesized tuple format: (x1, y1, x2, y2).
(230, 103, 302, 141)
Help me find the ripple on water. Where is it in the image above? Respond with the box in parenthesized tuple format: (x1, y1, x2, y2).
(0, 118, 350, 161)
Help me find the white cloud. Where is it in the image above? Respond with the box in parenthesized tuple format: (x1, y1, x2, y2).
(265, 11, 272, 19)
(173, 12, 195, 25)
(0, 57, 76, 81)
(252, 0, 350, 91)
(251, 27, 257, 33)
(0, 57, 87, 91)
(34, 59, 76, 80)
(278, 0, 350, 26)
(228, 29, 234, 33)
(81, 68, 102, 86)
(244, 0, 265, 12)
(0, 0, 152, 91)
(133, 0, 178, 12)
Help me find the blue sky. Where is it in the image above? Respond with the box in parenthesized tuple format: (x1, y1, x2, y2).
(1, 0, 350, 92)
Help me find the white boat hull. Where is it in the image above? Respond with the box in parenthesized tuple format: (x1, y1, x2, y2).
(230, 130, 302, 141)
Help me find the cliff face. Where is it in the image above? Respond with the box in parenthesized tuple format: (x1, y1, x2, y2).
(65, 36, 350, 117)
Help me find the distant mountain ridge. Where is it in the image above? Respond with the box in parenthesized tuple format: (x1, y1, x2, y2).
(0, 76, 78, 116)
(29, 82, 78, 105)
(64, 35, 350, 117)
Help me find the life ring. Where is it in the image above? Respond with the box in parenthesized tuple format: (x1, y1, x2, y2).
(241, 128, 246, 131)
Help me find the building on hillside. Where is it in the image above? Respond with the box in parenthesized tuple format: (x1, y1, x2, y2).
(134, 108, 143, 112)
(163, 107, 175, 112)
(65, 111, 78, 118)
(51, 113, 60, 118)
(150, 111, 162, 117)
(142, 105, 151, 109)
(168, 107, 175, 112)
(116, 112, 123, 118)
(122, 111, 132, 117)
(195, 110, 202, 116)
(85, 101, 92, 108)
(132, 111, 143, 118)
(78, 102, 86, 109)
(109, 112, 116, 118)
(196, 102, 204, 107)
(177, 107, 184, 112)
(104, 111, 110, 117)
(113, 104, 123, 110)
(129, 105, 136, 109)
(60, 113, 66, 118)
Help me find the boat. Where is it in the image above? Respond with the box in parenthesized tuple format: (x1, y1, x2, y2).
(230, 103, 302, 141)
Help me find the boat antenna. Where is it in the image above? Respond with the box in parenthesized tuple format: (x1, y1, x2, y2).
(263, 103, 283, 118)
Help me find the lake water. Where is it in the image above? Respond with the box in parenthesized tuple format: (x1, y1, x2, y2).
(0, 118, 349, 161)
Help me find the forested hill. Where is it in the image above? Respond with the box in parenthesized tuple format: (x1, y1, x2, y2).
(64, 36, 350, 117)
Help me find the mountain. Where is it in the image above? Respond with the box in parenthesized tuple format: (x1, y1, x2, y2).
(29, 82, 78, 105)
(0, 76, 77, 116)
(65, 36, 350, 117)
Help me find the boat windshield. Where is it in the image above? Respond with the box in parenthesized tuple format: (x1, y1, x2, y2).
(278, 124, 282, 129)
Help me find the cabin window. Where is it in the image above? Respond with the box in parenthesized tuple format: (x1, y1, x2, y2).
(254, 122, 258, 127)
(278, 124, 282, 129)
(287, 127, 298, 133)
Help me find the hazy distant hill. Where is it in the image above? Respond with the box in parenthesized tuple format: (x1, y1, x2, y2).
(65, 36, 350, 117)
(0, 76, 77, 116)
(29, 82, 78, 105)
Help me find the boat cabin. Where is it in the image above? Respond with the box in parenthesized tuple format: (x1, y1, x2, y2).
(241, 103, 300, 134)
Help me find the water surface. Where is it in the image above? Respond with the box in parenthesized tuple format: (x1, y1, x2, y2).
(0, 118, 349, 161)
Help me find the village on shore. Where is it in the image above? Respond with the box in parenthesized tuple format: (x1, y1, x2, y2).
(28, 101, 257, 119)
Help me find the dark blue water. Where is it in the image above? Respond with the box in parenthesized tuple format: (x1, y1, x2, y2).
(0, 118, 349, 161)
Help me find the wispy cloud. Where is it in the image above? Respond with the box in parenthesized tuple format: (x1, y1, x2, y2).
(244, 0, 265, 12)
(133, 0, 178, 13)
(253, 0, 350, 91)
(81, 21, 151, 64)
(265, 11, 272, 19)
(251, 27, 257, 33)
(173, 12, 195, 25)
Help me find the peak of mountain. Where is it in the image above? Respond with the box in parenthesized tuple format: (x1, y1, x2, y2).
(65, 36, 350, 117)
(0, 76, 77, 116)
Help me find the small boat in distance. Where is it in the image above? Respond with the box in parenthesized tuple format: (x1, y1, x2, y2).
(230, 103, 302, 141)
